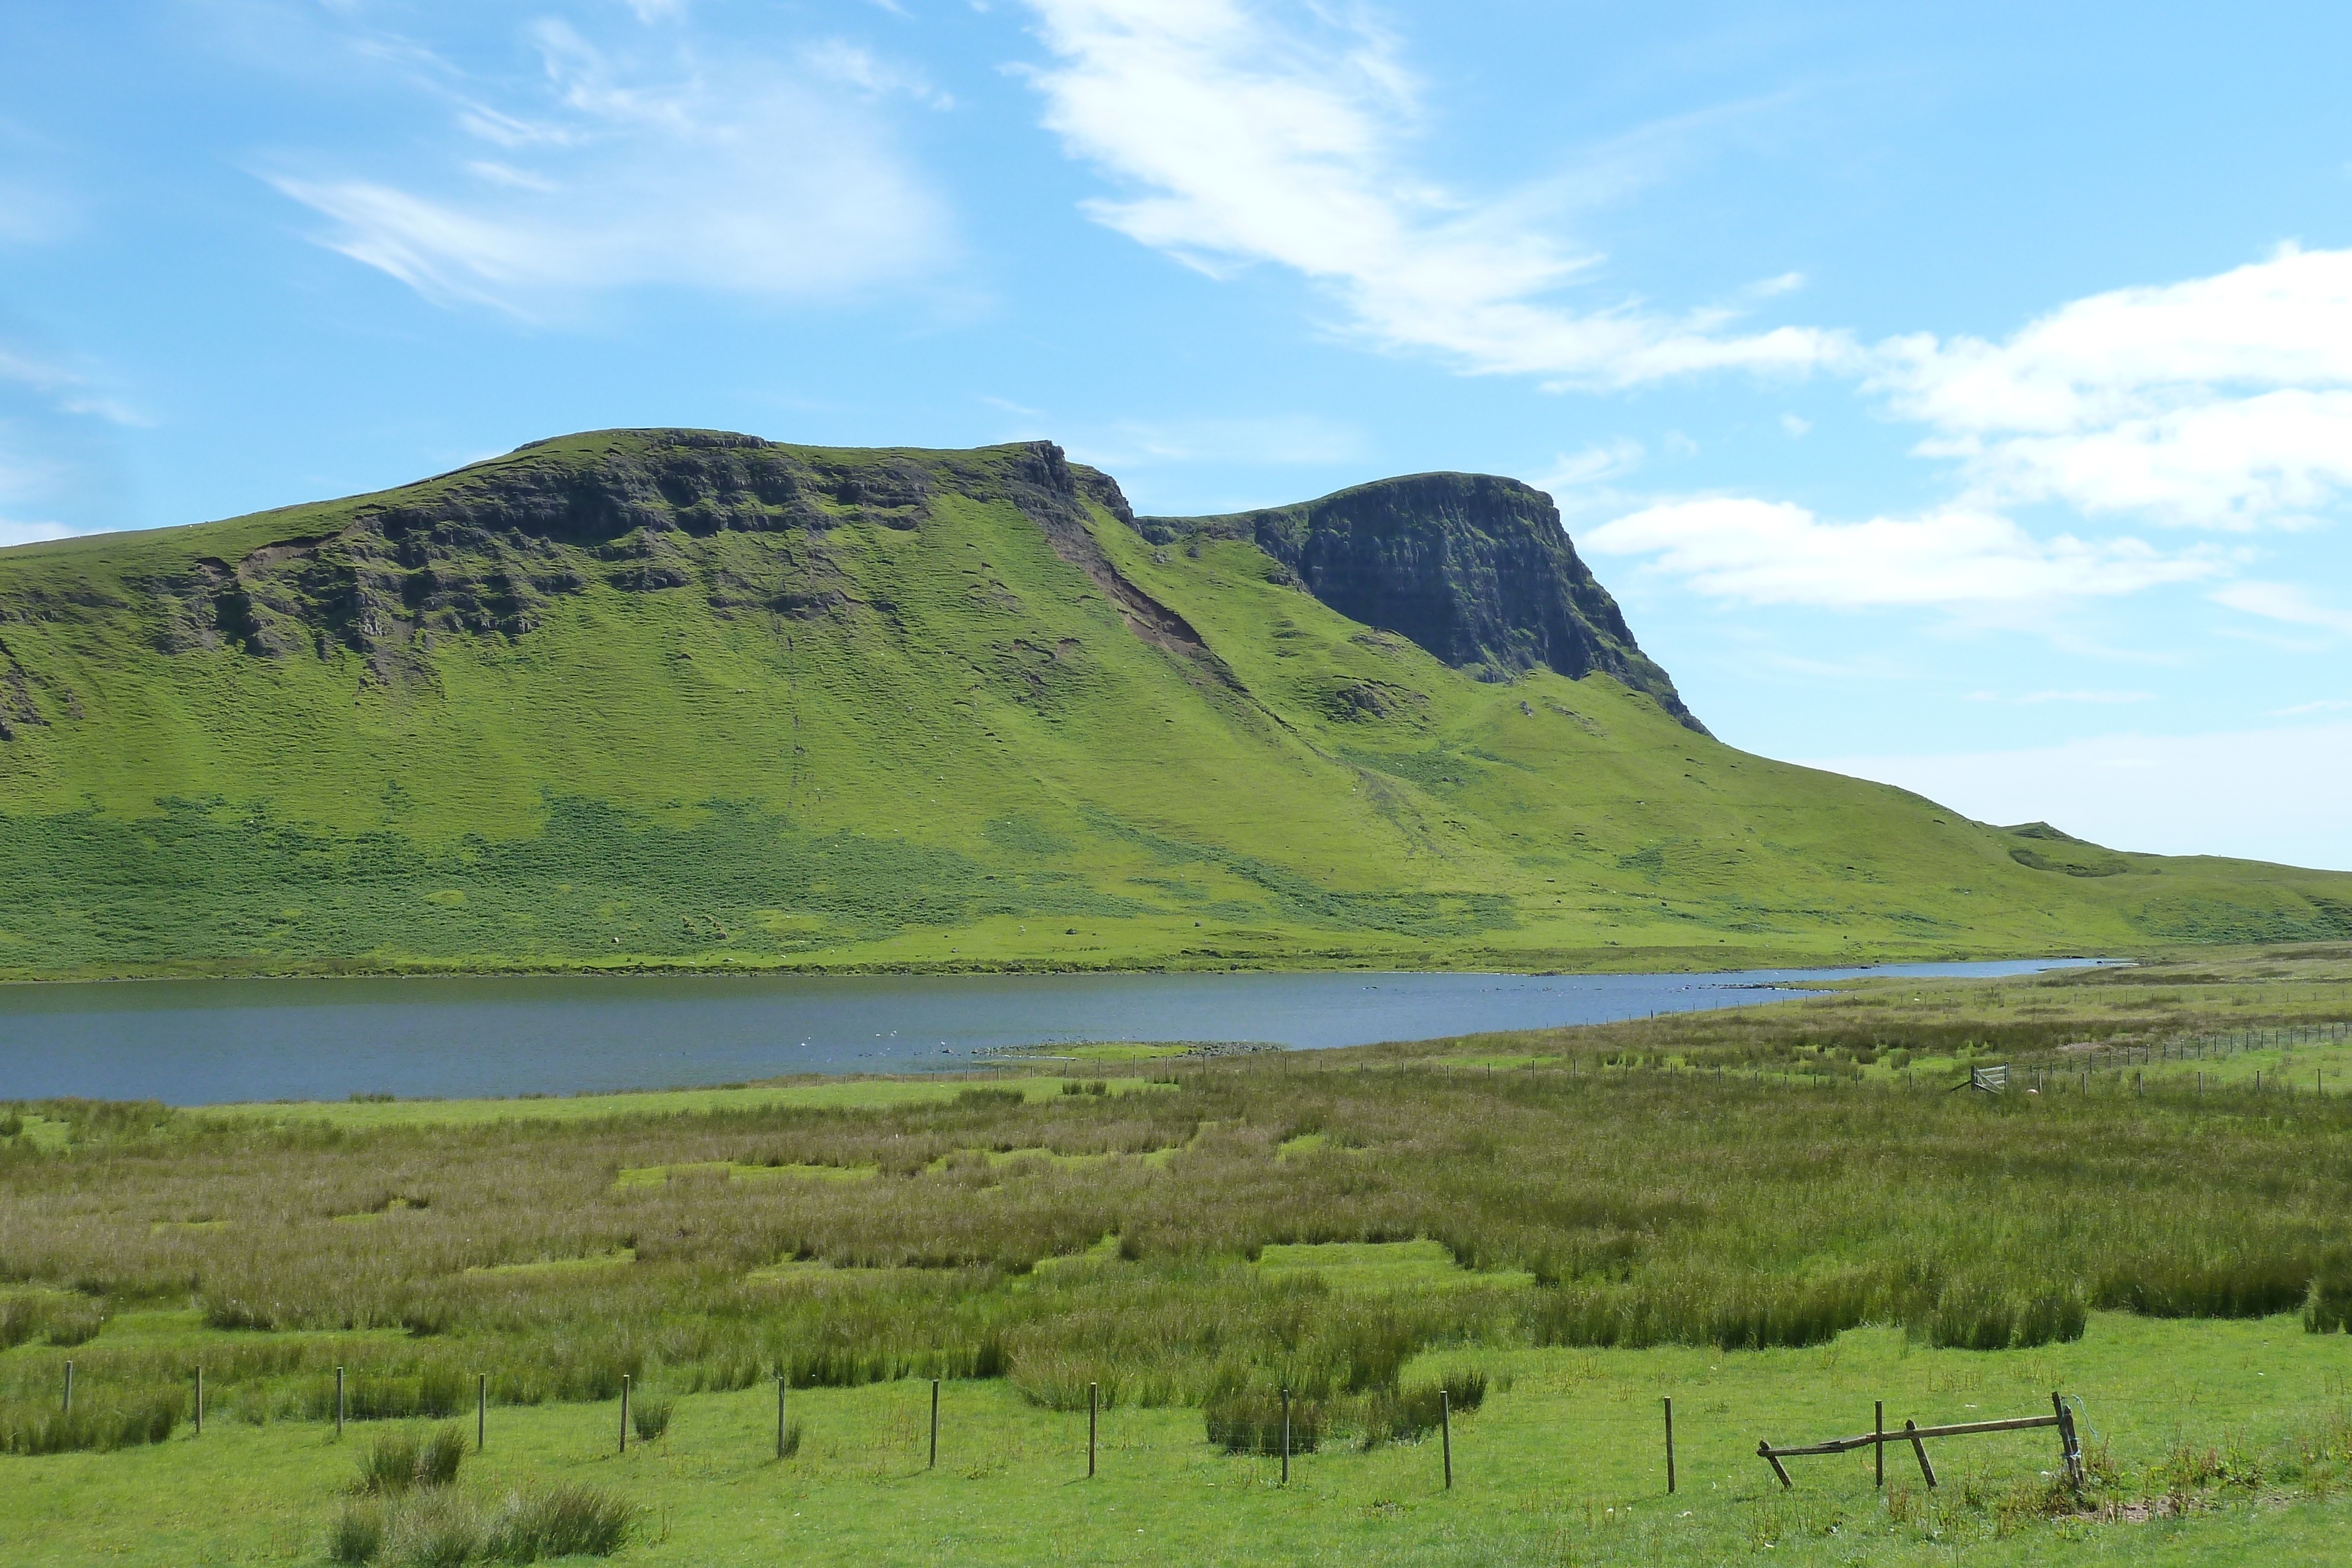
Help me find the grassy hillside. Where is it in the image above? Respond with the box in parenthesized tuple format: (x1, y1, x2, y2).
(0, 428, 2345, 980)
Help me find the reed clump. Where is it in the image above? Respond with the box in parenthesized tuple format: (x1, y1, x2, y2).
(1203, 1387, 1324, 1455)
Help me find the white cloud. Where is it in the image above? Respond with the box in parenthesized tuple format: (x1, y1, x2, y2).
(268, 18, 953, 312)
(1068, 412, 1366, 470)
(1018, 0, 1850, 386)
(2016, 690, 2154, 704)
(0, 352, 139, 543)
(2275, 699, 2352, 716)
(0, 176, 78, 247)
(1582, 496, 2221, 609)
(2211, 580, 2352, 636)
(1536, 438, 1645, 494)
(0, 514, 75, 550)
(1805, 723, 2352, 870)
(1874, 245, 2352, 529)
(0, 436, 95, 546)
(1017, 9, 2352, 546)
(803, 39, 953, 108)
(0, 347, 143, 426)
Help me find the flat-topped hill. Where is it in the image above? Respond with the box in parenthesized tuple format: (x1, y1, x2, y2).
(0, 428, 2343, 978)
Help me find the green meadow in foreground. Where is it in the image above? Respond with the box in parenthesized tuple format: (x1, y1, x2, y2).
(8, 945, 2352, 1562)
(2, 428, 2348, 982)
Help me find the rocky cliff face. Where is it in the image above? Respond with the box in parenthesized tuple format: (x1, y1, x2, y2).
(1136, 473, 1705, 734)
(124, 430, 1154, 686)
(17, 431, 1698, 734)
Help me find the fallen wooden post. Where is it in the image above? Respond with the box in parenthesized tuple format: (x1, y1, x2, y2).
(1756, 1398, 2076, 1490)
(1904, 1420, 1936, 1487)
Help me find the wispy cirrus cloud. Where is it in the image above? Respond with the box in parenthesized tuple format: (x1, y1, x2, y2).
(266, 14, 955, 314)
(0, 426, 95, 549)
(1018, 0, 1850, 387)
(2210, 580, 2352, 636)
(1013, 5, 2352, 560)
(2017, 690, 2155, 704)
(1536, 437, 1646, 494)
(0, 346, 145, 427)
(1067, 412, 1368, 472)
(0, 345, 141, 545)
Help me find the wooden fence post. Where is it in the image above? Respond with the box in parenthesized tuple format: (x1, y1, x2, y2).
(619, 1375, 630, 1455)
(1279, 1387, 1291, 1485)
(2052, 1392, 2083, 1491)
(1663, 1398, 1676, 1494)
(929, 1379, 940, 1470)
(1088, 1383, 1098, 1479)
(1441, 1389, 1453, 1490)
(62, 1360, 72, 1415)
(1875, 1400, 1884, 1487)
(477, 1373, 486, 1452)
(195, 1366, 203, 1436)
(777, 1376, 787, 1460)
(336, 1366, 345, 1437)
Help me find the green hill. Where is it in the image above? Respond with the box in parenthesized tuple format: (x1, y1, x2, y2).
(0, 427, 2344, 980)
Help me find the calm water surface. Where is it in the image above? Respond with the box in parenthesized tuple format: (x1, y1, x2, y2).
(0, 959, 2110, 1105)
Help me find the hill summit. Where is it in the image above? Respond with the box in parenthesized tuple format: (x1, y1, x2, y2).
(0, 427, 2346, 979)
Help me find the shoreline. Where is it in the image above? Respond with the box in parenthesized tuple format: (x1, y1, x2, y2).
(0, 943, 2120, 991)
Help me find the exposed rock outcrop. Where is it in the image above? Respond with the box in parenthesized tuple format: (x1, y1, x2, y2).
(1138, 473, 1705, 734)
(117, 430, 1185, 688)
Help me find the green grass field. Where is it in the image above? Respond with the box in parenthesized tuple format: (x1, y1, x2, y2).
(8, 1314, 2352, 1567)
(1, 429, 2347, 982)
(191, 1074, 1132, 1133)
(11, 950, 2352, 1563)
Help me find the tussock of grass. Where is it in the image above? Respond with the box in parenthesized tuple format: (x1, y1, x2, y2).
(328, 1501, 385, 1565)
(0, 1389, 179, 1455)
(356, 1424, 466, 1495)
(629, 1392, 672, 1442)
(326, 1484, 633, 1566)
(0, 1288, 103, 1349)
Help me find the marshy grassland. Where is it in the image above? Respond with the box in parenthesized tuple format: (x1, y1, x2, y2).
(6, 943, 2352, 1564)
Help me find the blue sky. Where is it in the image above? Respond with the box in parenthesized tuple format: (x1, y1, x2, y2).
(6, 1, 2352, 866)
